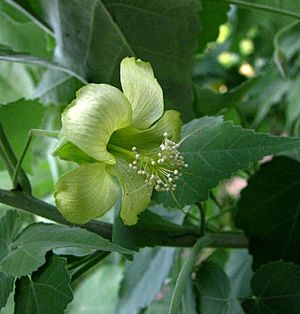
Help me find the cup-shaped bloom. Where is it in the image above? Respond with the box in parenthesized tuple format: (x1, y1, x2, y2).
(53, 57, 186, 225)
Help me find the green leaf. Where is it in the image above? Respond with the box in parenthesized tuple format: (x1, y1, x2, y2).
(169, 237, 212, 314)
(0, 1, 51, 58)
(194, 261, 244, 314)
(287, 74, 300, 128)
(14, 254, 73, 314)
(181, 277, 197, 314)
(235, 156, 300, 269)
(230, 1, 296, 58)
(0, 46, 87, 83)
(0, 211, 22, 310)
(194, 78, 257, 117)
(0, 272, 14, 310)
(273, 22, 300, 79)
(224, 250, 253, 300)
(244, 64, 289, 129)
(155, 116, 300, 208)
(0, 62, 39, 104)
(0, 0, 52, 104)
(0, 222, 133, 277)
(12, 0, 200, 120)
(198, 0, 229, 51)
(116, 247, 176, 314)
(33, 70, 84, 105)
(0, 98, 46, 172)
(243, 261, 300, 314)
(113, 207, 194, 250)
(66, 264, 123, 314)
(0, 211, 22, 256)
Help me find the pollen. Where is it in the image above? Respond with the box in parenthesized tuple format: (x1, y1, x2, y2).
(128, 132, 188, 192)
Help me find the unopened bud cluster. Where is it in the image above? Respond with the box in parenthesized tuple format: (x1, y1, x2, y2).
(128, 132, 188, 192)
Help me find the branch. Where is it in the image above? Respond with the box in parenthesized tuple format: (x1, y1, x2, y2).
(212, 0, 300, 20)
(0, 188, 249, 248)
(0, 123, 31, 193)
(0, 188, 112, 239)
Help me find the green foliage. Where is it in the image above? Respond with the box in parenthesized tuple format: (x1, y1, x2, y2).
(67, 264, 123, 314)
(1, 0, 300, 312)
(224, 250, 253, 300)
(0, 99, 46, 172)
(113, 207, 194, 250)
(116, 247, 176, 314)
(194, 261, 244, 313)
(243, 261, 300, 314)
(11, 0, 200, 120)
(0, 62, 39, 104)
(198, 0, 229, 51)
(0, 1, 51, 58)
(0, 221, 132, 277)
(194, 78, 257, 117)
(236, 156, 300, 268)
(14, 254, 73, 314)
(0, 211, 22, 311)
(0, 272, 14, 310)
(155, 116, 300, 207)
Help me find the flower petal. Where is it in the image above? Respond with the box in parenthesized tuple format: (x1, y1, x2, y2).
(62, 84, 132, 164)
(54, 163, 119, 224)
(110, 110, 182, 151)
(120, 57, 163, 129)
(115, 159, 152, 225)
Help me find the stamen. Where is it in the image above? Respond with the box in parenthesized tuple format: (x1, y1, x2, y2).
(128, 132, 188, 192)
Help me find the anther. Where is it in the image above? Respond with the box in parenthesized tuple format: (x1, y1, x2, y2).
(128, 137, 187, 193)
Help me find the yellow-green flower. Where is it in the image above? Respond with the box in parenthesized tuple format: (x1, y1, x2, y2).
(53, 57, 186, 225)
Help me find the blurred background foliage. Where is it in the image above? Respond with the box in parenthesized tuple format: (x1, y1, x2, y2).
(1, 0, 300, 313)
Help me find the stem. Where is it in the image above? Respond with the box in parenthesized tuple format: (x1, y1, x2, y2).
(169, 236, 213, 314)
(71, 251, 110, 283)
(209, 191, 222, 209)
(0, 188, 249, 248)
(207, 207, 234, 222)
(212, 0, 300, 19)
(12, 129, 59, 189)
(0, 123, 31, 193)
(196, 202, 205, 236)
(0, 188, 112, 239)
(68, 254, 96, 271)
